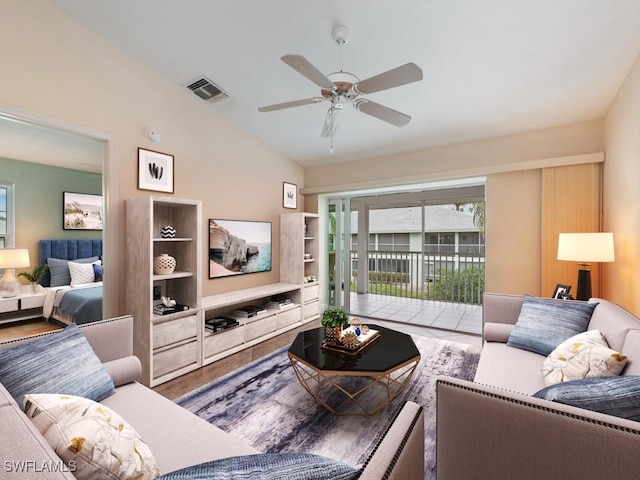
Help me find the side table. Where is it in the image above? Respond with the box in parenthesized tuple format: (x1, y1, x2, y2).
(0, 284, 47, 325)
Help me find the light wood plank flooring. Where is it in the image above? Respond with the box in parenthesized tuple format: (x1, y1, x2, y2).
(0, 318, 62, 342)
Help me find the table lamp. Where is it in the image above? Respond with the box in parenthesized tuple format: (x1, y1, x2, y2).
(0, 248, 31, 298)
(557, 232, 614, 301)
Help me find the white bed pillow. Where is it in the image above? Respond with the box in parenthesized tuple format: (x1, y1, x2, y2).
(68, 260, 101, 285)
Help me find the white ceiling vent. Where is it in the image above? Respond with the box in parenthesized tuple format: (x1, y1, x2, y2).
(185, 76, 228, 103)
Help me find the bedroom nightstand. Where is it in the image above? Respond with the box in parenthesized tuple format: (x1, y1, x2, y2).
(0, 284, 47, 325)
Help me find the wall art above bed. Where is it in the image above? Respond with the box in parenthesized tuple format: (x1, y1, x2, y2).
(209, 219, 272, 279)
(63, 192, 103, 231)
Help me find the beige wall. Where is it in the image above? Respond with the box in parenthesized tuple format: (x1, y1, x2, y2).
(1, 1, 303, 314)
(603, 50, 640, 314)
(304, 120, 604, 194)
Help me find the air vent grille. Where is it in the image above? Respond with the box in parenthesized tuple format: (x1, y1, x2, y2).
(185, 76, 228, 103)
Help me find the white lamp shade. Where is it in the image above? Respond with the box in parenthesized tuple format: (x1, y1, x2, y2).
(557, 232, 615, 263)
(0, 248, 31, 269)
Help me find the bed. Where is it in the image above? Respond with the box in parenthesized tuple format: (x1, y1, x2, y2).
(39, 239, 104, 325)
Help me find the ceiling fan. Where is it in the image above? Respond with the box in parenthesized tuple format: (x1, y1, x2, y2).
(258, 26, 423, 140)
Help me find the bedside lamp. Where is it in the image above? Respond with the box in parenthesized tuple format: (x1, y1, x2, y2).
(0, 248, 30, 298)
(557, 233, 614, 301)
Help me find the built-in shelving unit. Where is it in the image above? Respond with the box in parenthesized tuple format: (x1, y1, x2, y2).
(125, 196, 202, 387)
(280, 212, 320, 322)
(201, 282, 302, 365)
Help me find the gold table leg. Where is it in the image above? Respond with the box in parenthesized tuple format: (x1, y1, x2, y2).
(288, 352, 420, 416)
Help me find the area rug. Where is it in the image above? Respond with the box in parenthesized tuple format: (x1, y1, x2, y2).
(175, 335, 481, 480)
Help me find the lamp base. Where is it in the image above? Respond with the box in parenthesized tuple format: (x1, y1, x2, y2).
(576, 268, 592, 301)
(0, 269, 20, 298)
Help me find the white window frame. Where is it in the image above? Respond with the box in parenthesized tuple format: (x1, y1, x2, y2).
(0, 181, 16, 248)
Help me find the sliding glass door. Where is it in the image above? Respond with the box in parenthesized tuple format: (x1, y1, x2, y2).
(327, 197, 351, 311)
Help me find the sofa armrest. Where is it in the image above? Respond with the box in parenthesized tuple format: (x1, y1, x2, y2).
(483, 322, 513, 343)
(79, 315, 134, 363)
(102, 355, 142, 387)
(436, 376, 640, 479)
(360, 401, 424, 480)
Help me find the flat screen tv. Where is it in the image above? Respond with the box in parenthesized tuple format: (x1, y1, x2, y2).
(209, 219, 272, 279)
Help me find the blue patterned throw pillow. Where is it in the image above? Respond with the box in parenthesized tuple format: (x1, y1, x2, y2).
(533, 376, 640, 421)
(506, 295, 597, 355)
(157, 453, 359, 480)
(0, 324, 115, 407)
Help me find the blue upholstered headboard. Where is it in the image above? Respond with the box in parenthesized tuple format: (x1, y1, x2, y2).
(39, 239, 103, 287)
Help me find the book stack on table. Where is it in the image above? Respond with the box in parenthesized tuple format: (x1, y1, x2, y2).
(232, 305, 267, 318)
(205, 316, 240, 333)
(266, 297, 294, 310)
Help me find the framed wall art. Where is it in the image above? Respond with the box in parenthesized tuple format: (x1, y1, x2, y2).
(283, 182, 297, 209)
(138, 147, 174, 193)
(63, 191, 103, 231)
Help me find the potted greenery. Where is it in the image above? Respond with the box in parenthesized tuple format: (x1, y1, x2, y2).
(18, 264, 48, 293)
(321, 307, 349, 343)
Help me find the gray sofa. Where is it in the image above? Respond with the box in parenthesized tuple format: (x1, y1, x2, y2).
(0, 315, 425, 480)
(436, 293, 640, 479)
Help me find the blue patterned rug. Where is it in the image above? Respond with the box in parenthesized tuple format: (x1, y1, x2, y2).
(176, 334, 481, 480)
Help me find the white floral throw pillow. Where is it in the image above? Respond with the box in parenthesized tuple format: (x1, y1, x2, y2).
(542, 329, 627, 386)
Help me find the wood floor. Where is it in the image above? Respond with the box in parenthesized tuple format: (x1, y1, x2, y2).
(0, 318, 62, 342)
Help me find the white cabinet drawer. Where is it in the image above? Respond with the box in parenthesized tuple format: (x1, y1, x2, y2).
(153, 314, 198, 349)
(204, 325, 245, 358)
(0, 298, 18, 313)
(304, 300, 319, 319)
(246, 315, 277, 342)
(276, 306, 300, 330)
(303, 285, 319, 303)
(153, 340, 198, 378)
(21, 294, 45, 309)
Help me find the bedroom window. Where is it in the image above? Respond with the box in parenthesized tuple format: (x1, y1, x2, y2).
(0, 183, 15, 248)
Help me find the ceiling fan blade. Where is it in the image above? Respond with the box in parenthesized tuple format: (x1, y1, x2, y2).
(353, 99, 411, 127)
(281, 55, 335, 90)
(354, 63, 423, 95)
(320, 104, 344, 137)
(258, 97, 323, 112)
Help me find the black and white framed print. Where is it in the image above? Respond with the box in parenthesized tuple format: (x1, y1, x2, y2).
(138, 148, 174, 193)
(283, 182, 297, 209)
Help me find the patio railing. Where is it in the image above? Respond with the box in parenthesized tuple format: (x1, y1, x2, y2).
(349, 249, 485, 305)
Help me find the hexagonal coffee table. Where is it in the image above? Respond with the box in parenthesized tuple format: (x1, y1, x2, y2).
(287, 325, 420, 416)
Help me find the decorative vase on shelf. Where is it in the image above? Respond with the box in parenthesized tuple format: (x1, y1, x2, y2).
(154, 253, 176, 275)
(161, 225, 176, 238)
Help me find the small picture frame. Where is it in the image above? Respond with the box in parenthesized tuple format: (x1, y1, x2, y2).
(283, 182, 297, 209)
(138, 148, 174, 193)
(552, 283, 571, 299)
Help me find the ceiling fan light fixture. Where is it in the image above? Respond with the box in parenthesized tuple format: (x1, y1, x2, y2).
(321, 103, 344, 138)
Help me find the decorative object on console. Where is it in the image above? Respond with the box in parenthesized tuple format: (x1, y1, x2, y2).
(0, 248, 30, 298)
(209, 219, 272, 278)
(557, 232, 615, 301)
(138, 147, 174, 194)
(283, 182, 297, 209)
(18, 263, 48, 293)
(154, 253, 176, 275)
(63, 191, 103, 231)
(161, 225, 176, 238)
(552, 283, 571, 299)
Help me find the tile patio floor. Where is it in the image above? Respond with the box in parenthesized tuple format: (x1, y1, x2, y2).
(349, 292, 483, 338)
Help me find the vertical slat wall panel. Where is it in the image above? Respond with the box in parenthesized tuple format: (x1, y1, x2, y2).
(541, 163, 602, 298)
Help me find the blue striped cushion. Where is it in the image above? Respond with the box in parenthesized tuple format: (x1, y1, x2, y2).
(506, 295, 597, 355)
(157, 453, 359, 480)
(0, 324, 115, 407)
(533, 376, 640, 421)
